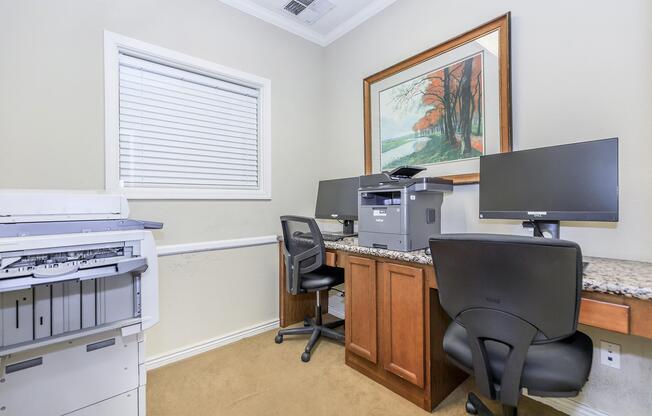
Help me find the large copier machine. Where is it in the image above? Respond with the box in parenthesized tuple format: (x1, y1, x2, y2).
(0, 192, 161, 416)
(358, 167, 453, 251)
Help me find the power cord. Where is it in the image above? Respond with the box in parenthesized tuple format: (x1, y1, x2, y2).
(529, 220, 543, 237)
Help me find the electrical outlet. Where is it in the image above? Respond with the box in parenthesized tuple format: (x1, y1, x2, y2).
(600, 341, 621, 369)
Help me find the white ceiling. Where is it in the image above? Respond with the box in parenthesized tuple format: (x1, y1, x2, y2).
(220, 0, 398, 46)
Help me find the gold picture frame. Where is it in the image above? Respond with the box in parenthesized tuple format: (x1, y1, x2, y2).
(363, 13, 512, 184)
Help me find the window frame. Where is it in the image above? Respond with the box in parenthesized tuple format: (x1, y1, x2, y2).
(104, 31, 272, 200)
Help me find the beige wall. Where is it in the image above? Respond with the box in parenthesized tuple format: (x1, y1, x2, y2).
(148, 245, 279, 358)
(321, 1, 652, 415)
(0, 0, 325, 358)
(323, 0, 652, 262)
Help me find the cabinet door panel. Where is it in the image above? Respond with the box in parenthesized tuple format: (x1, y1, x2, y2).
(381, 263, 425, 387)
(345, 256, 377, 363)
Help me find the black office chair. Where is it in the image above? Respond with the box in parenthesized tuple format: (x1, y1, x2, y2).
(428, 234, 593, 416)
(275, 216, 345, 362)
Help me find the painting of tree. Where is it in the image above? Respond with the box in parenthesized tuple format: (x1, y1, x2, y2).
(379, 53, 484, 170)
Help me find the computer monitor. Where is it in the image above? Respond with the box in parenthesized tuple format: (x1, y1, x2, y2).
(315, 177, 360, 235)
(479, 138, 619, 238)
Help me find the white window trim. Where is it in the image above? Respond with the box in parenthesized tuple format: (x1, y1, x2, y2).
(103, 31, 272, 200)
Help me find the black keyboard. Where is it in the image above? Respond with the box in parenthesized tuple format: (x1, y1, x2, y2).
(321, 233, 348, 242)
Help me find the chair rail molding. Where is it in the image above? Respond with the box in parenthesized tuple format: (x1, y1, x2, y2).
(156, 235, 279, 257)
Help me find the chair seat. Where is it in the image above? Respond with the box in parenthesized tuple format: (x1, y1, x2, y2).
(444, 321, 593, 397)
(300, 265, 344, 292)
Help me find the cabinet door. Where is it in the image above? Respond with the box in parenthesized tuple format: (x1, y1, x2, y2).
(381, 263, 425, 387)
(345, 256, 377, 363)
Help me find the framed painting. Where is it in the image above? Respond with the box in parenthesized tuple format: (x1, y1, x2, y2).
(363, 13, 512, 184)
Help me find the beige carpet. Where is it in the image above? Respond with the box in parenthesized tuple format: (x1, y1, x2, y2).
(147, 328, 565, 416)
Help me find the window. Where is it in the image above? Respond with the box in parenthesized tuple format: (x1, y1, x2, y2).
(104, 32, 271, 199)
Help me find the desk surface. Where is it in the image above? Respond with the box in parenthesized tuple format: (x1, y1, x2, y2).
(325, 237, 652, 301)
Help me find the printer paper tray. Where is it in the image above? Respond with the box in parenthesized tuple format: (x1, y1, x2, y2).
(0, 326, 140, 416)
(1, 257, 144, 349)
(0, 257, 147, 293)
(0, 317, 142, 355)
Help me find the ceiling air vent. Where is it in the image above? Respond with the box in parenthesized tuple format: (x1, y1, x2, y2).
(282, 0, 334, 24)
(283, 1, 306, 16)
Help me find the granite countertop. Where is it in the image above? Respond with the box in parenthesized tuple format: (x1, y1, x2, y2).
(324, 238, 652, 301)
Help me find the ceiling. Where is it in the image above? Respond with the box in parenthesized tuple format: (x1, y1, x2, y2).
(219, 0, 398, 46)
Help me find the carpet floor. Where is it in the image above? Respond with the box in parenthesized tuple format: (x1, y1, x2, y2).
(147, 328, 565, 416)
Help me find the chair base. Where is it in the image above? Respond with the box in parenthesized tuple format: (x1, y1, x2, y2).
(274, 291, 344, 362)
(465, 393, 517, 416)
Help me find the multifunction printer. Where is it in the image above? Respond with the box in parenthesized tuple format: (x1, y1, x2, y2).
(358, 166, 453, 251)
(0, 191, 161, 416)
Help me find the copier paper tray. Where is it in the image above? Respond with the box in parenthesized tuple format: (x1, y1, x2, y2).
(0, 242, 146, 351)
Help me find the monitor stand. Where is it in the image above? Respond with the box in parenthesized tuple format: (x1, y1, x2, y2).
(316, 220, 357, 240)
(523, 220, 560, 239)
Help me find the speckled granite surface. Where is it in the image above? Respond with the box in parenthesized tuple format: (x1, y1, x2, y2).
(325, 238, 652, 301)
(325, 238, 432, 265)
(581, 256, 652, 300)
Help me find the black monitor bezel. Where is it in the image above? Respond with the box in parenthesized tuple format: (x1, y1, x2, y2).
(479, 138, 619, 222)
(314, 177, 359, 221)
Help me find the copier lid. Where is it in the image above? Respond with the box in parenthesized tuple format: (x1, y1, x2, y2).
(0, 190, 129, 223)
(388, 165, 426, 178)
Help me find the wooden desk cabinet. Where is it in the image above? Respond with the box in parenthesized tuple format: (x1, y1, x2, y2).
(279, 243, 466, 410)
(380, 262, 426, 388)
(345, 256, 377, 364)
(346, 257, 428, 388)
(278, 242, 652, 411)
(341, 252, 465, 410)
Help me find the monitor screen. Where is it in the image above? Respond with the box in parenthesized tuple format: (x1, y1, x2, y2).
(315, 177, 360, 221)
(479, 138, 619, 221)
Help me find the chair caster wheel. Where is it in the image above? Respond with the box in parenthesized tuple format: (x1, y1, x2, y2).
(301, 352, 311, 362)
(275, 334, 283, 344)
(465, 400, 478, 415)
(303, 317, 311, 327)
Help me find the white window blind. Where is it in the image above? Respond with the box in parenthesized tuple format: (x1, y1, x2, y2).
(117, 53, 262, 193)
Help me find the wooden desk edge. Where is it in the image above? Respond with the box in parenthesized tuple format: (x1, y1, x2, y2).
(322, 247, 652, 340)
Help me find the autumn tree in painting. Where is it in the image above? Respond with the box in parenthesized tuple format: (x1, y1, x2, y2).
(418, 54, 483, 156)
(380, 53, 484, 169)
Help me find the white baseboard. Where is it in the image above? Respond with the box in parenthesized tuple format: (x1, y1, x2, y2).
(144, 319, 279, 371)
(530, 396, 609, 416)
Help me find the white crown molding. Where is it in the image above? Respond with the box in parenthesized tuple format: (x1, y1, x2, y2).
(219, 0, 398, 47)
(322, 0, 398, 45)
(220, 0, 328, 46)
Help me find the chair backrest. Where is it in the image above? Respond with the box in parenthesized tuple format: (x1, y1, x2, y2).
(428, 233, 583, 406)
(280, 216, 325, 295)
